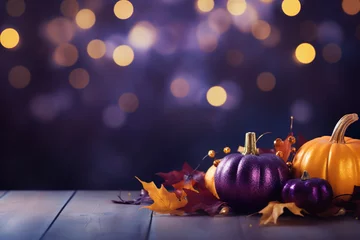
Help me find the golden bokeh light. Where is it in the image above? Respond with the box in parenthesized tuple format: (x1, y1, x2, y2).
(226, 50, 244, 67)
(69, 68, 90, 89)
(257, 72, 276, 92)
(170, 78, 190, 98)
(75, 9, 96, 29)
(0, 28, 20, 49)
(128, 21, 157, 50)
(53, 43, 79, 67)
(8, 65, 31, 89)
(227, 0, 247, 16)
(295, 43, 316, 64)
(6, 0, 26, 17)
(114, 0, 134, 20)
(118, 92, 139, 113)
(208, 8, 232, 34)
(45, 17, 76, 45)
(206, 86, 227, 107)
(262, 26, 281, 47)
(60, 0, 79, 18)
(87, 39, 106, 59)
(281, 0, 301, 17)
(251, 20, 271, 40)
(232, 3, 258, 33)
(113, 45, 134, 66)
(196, 0, 215, 13)
(342, 0, 360, 15)
(322, 43, 342, 63)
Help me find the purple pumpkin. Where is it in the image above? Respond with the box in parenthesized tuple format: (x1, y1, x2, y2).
(282, 170, 333, 214)
(214, 132, 290, 213)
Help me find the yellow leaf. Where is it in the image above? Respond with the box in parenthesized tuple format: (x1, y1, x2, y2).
(135, 176, 188, 215)
(259, 201, 304, 225)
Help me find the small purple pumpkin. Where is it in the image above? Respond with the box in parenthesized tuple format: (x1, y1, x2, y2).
(214, 132, 290, 213)
(282, 170, 333, 214)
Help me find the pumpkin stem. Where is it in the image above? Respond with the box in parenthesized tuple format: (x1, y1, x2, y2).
(301, 170, 310, 180)
(329, 113, 359, 144)
(243, 132, 258, 155)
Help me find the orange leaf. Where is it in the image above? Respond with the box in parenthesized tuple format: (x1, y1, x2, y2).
(258, 201, 304, 225)
(172, 180, 198, 193)
(135, 176, 188, 215)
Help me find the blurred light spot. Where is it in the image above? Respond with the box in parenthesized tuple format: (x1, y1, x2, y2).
(154, 26, 178, 55)
(290, 100, 312, 124)
(45, 17, 76, 45)
(6, 0, 26, 17)
(60, 0, 79, 18)
(322, 43, 342, 63)
(114, 0, 134, 20)
(0, 28, 20, 49)
(227, 0, 247, 16)
(281, 0, 301, 17)
(30, 92, 72, 122)
(300, 20, 317, 42)
(342, 0, 360, 15)
(317, 21, 343, 44)
(208, 8, 232, 34)
(196, 22, 218, 52)
(233, 3, 258, 33)
(113, 45, 134, 66)
(128, 21, 157, 50)
(69, 68, 90, 89)
(260, 0, 273, 3)
(8, 65, 31, 89)
(226, 49, 244, 67)
(53, 43, 79, 67)
(75, 9, 96, 29)
(356, 25, 360, 40)
(206, 86, 227, 107)
(103, 105, 127, 128)
(257, 72, 276, 92)
(262, 26, 280, 47)
(251, 20, 271, 40)
(118, 93, 139, 113)
(87, 39, 106, 59)
(219, 81, 242, 110)
(170, 78, 190, 98)
(295, 43, 316, 64)
(196, 0, 214, 13)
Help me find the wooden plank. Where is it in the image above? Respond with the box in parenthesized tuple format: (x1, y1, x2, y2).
(149, 214, 245, 240)
(42, 191, 152, 240)
(240, 215, 360, 240)
(0, 191, 74, 240)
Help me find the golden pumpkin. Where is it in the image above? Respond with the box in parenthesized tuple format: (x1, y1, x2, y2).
(292, 113, 360, 198)
(204, 160, 220, 199)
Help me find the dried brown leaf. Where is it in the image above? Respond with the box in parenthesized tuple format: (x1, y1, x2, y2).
(259, 201, 304, 225)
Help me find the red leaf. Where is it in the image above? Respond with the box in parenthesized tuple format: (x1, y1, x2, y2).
(156, 162, 204, 187)
(180, 188, 226, 216)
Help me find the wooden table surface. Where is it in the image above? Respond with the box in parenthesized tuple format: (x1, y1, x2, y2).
(0, 191, 359, 240)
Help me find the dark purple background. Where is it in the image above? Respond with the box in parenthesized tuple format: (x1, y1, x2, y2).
(0, 0, 359, 190)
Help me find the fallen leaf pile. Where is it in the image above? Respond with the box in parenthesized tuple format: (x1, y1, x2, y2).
(136, 162, 226, 216)
(258, 201, 304, 225)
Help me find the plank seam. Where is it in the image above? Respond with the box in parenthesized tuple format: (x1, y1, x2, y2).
(145, 211, 154, 240)
(38, 190, 77, 240)
(0, 190, 9, 199)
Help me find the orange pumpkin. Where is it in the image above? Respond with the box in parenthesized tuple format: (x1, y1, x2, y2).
(292, 113, 360, 198)
(205, 160, 220, 199)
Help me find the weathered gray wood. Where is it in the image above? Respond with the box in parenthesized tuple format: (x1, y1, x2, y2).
(149, 214, 245, 240)
(240, 215, 360, 240)
(0, 191, 74, 240)
(0, 191, 7, 199)
(42, 191, 152, 240)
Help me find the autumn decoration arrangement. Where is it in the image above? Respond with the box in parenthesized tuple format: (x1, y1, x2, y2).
(113, 113, 360, 225)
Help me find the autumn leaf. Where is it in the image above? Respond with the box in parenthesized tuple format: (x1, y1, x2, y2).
(258, 201, 304, 225)
(136, 177, 188, 215)
(156, 162, 203, 186)
(180, 188, 226, 216)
